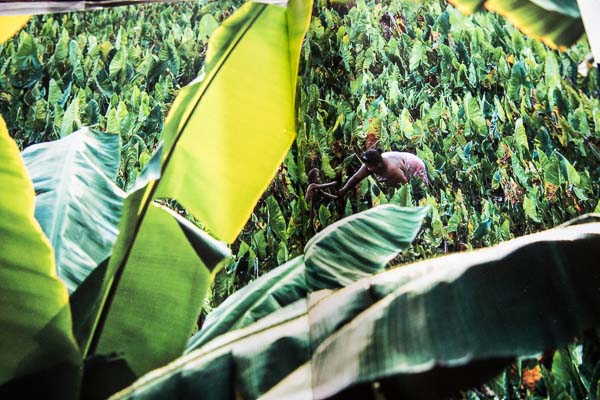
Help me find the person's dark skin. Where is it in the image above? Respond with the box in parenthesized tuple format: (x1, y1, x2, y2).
(304, 168, 337, 225)
(337, 148, 429, 197)
(304, 168, 337, 202)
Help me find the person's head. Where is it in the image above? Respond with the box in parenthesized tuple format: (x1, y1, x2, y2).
(361, 148, 383, 171)
(308, 168, 320, 183)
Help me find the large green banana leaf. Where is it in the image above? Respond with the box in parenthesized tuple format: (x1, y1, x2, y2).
(448, 0, 583, 49)
(113, 217, 600, 399)
(305, 205, 431, 290)
(76, 0, 312, 384)
(0, 116, 81, 398)
(111, 204, 429, 399)
(186, 205, 429, 351)
(21, 127, 125, 293)
(92, 202, 230, 376)
(309, 219, 600, 399)
(154, 0, 312, 243)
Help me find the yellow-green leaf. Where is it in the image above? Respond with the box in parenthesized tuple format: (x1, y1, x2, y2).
(400, 108, 414, 139)
(523, 195, 541, 222)
(514, 117, 529, 153)
(94, 203, 227, 376)
(0, 115, 81, 397)
(155, 0, 312, 243)
(448, 0, 583, 50)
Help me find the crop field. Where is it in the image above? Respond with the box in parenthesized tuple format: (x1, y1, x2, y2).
(1, 0, 599, 398)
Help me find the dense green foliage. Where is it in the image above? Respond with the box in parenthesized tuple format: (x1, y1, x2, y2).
(222, 0, 600, 303)
(2, 0, 598, 304)
(1, 0, 600, 398)
(112, 216, 600, 400)
(0, 1, 241, 189)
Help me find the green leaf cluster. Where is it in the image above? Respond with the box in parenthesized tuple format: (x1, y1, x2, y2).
(0, 0, 243, 189)
(230, 0, 599, 286)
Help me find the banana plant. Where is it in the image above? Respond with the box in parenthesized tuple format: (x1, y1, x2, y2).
(0, 115, 81, 399)
(447, 0, 583, 50)
(113, 214, 600, 400)
(0, 0, 313, 397)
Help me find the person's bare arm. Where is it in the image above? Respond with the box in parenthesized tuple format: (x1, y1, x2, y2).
(304, 181, 338, 202)
(315, 181, 337, 189)
(397, 167, 408, 184)
(338, 164, 370, 197)
(390, 156, 408, 184)
(320, 190, 338, 199)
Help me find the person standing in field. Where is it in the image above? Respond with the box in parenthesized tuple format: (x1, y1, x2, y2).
(337, 148, 430, 197)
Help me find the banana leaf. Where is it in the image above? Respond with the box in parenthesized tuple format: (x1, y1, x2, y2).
(75, 0, 312, 384)
(115, 217, 600, 399)
(21, 127, 125, 293)
(0, 14, 29, 42)
(91, 202, 230, 375)
(309, 218, 600, 399)
(154, 0, 312, 243)
(447, 0, 583, 49)
(0, 116, 81, 399)
(305, 205, 430, 290)
(113, 299, 310, 400)
(186, 205, 429, 352)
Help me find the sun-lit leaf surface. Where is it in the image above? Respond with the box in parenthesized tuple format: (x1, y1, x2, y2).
(309, 221, 600, 399)
(94, 203, 229, 376)
(0, 115, 81, 398)
(154, 0, 311, 243)
(448, 0, 583, 49)
(304, 205, 430, 290)
(21, 127, 125, 293)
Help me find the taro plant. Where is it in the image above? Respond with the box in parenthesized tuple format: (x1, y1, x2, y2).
(1, 0, 600, 399)
(0, 0, 312, 398)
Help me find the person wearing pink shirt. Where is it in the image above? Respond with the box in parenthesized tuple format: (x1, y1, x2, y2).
(338, 148, 430, 197)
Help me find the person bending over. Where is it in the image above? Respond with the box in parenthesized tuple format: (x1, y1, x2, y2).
(337, 148, 429, 197)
